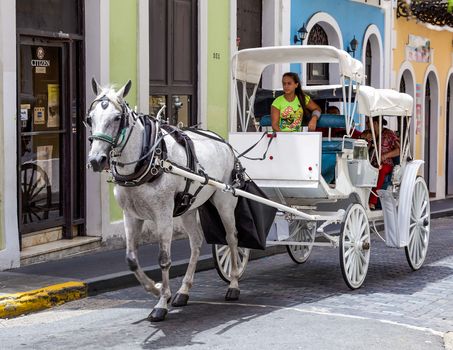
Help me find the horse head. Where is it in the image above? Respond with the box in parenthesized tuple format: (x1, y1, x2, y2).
(86, 78, 132, 172)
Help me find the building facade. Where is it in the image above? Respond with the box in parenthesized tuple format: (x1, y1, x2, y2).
(391, 0, 453, 200)
(0, 0, 232, 270)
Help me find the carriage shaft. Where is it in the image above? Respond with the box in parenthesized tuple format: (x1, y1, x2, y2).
(163, 160, 323, 221)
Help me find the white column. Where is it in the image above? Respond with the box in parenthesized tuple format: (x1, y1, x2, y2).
(85, 0, 110, 237)
(0, 0, 20, 270)
(199, 0, 208, 129)
(138, 0, 149, 114)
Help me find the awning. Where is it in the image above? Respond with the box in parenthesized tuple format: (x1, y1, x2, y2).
(357, 85, 414, 117)
(231, 45, 364, 85)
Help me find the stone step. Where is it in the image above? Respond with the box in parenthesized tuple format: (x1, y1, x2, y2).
(21, 228, 63, 249)
(20, 236, 102, 266)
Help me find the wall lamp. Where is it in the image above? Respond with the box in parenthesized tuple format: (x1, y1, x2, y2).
(346, 36, 359, 57)
(293, 23, 308, 45)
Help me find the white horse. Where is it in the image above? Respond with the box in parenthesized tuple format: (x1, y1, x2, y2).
(87, 79, 241, 322)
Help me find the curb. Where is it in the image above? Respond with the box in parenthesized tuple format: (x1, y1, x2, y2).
(0, 281, 87, 319)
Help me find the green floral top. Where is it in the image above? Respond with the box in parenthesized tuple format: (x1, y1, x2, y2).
(272, 94, 310, 132)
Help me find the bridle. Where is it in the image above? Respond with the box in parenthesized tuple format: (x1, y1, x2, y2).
(86, 94, 169, 187)
(86, 94, 134, 152)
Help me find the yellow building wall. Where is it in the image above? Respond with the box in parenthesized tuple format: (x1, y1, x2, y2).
(393, 18, 453, 178)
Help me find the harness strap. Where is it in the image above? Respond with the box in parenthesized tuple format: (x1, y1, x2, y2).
(161, 124, 209, 217)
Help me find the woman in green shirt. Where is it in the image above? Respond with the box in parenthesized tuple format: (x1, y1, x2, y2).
(271, 72, 322, 132)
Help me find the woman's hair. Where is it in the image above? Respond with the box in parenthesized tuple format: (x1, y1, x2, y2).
(282, 72, 308, 117)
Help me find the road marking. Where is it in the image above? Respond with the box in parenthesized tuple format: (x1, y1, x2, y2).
(191, 300, 444, 337)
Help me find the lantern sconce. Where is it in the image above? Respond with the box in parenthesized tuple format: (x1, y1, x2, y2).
(293, 23, 308, 45)
(346, 36, 359, 57)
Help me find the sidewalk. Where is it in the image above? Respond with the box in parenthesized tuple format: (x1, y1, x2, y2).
(1, 197, 452, 319)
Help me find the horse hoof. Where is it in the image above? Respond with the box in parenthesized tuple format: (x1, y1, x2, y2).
(147, 308, 168, 322)
(225, 288, 240, 301)
(172, 293, 189, 307)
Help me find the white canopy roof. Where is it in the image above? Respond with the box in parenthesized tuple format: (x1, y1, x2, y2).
(357, 85, 414, 117)
(231, 45, 364, 84)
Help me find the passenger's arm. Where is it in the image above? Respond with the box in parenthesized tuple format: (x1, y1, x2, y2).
(382, 140, 400, 162)
(306, 99, 322, 131)
(271, 106, 281, 132)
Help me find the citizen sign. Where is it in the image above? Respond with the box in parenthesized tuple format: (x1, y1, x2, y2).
(31, 60, 50, 67)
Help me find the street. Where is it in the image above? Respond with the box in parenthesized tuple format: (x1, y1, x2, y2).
(1, 216, 453, 350)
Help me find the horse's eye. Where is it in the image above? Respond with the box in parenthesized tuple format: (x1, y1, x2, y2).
(86, 116, 92, 127)
(114, 115, 121, 122)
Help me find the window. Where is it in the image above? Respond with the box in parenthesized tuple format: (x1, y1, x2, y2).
(307, 24, 329, 85)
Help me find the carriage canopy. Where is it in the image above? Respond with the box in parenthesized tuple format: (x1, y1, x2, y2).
(231, 45, 365, 84)
(357, 85, 414, 117)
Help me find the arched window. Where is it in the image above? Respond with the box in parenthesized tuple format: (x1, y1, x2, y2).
(365, 41, 372, 86)
(307, 24, 329, 85)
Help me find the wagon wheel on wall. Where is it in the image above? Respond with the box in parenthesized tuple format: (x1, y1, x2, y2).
(339, 203, 371, 290)
(405, 176, 430, 270)
(21, 163, 52, 224)
(286, 221, 316, 264)
(212, 244, 250, 283)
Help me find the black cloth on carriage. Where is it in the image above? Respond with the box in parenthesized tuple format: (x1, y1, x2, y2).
(198, 180, 277, 250)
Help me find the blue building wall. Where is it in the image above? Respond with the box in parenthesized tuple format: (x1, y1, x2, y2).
(290, 0, 385, 75)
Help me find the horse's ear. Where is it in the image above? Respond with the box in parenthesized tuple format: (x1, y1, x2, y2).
(91, 77, 102, 95)
(117, 80, 132, 99)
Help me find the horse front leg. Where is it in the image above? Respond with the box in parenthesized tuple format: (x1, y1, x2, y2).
(124, 213, 160, 296)
(172, 212, 203, 307)
(148, 220, 173, 322)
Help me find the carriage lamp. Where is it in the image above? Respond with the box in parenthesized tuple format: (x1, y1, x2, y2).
(293, 23, 308, 45)
(347, 36, 359, 57)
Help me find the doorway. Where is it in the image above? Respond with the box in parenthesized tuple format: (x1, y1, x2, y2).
(424, 73, 438, 197)
(447, 78, 453, 196)
(17, 37, 85, 243)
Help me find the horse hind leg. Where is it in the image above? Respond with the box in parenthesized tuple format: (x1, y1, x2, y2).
(213, 194, 241, 301)
(172, 211, 203, 307)
(124, 214, 160, 296)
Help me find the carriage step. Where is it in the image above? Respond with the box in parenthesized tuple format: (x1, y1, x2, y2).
(20, 236, 102, 266)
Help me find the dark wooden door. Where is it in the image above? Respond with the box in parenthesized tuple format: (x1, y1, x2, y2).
(149, 0, 197, 126)
(237, 0, 262, 50)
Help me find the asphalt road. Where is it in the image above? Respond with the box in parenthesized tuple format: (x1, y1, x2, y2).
(1, 216, 453, 350)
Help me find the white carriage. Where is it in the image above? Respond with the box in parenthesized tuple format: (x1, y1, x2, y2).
(210, 45, 430, 289)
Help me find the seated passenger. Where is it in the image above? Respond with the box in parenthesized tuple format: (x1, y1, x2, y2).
(271, 72, 322, 132)
(360, 117, 400, 210)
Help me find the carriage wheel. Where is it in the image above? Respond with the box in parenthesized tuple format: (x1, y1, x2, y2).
(339, 203, 371, 290)
(21, 163, 52, 224)
(286, 221, 315, 264)
(405, 177, 430, 270)
(212, 244, 250, 283)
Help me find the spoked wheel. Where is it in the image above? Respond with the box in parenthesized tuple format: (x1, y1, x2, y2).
(21, 163, 52, 224)
(212, 244, 250, 283)
(405, 177, 430, 270)
(339, 203, 371, 290)
(286, 221, 315, 264)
